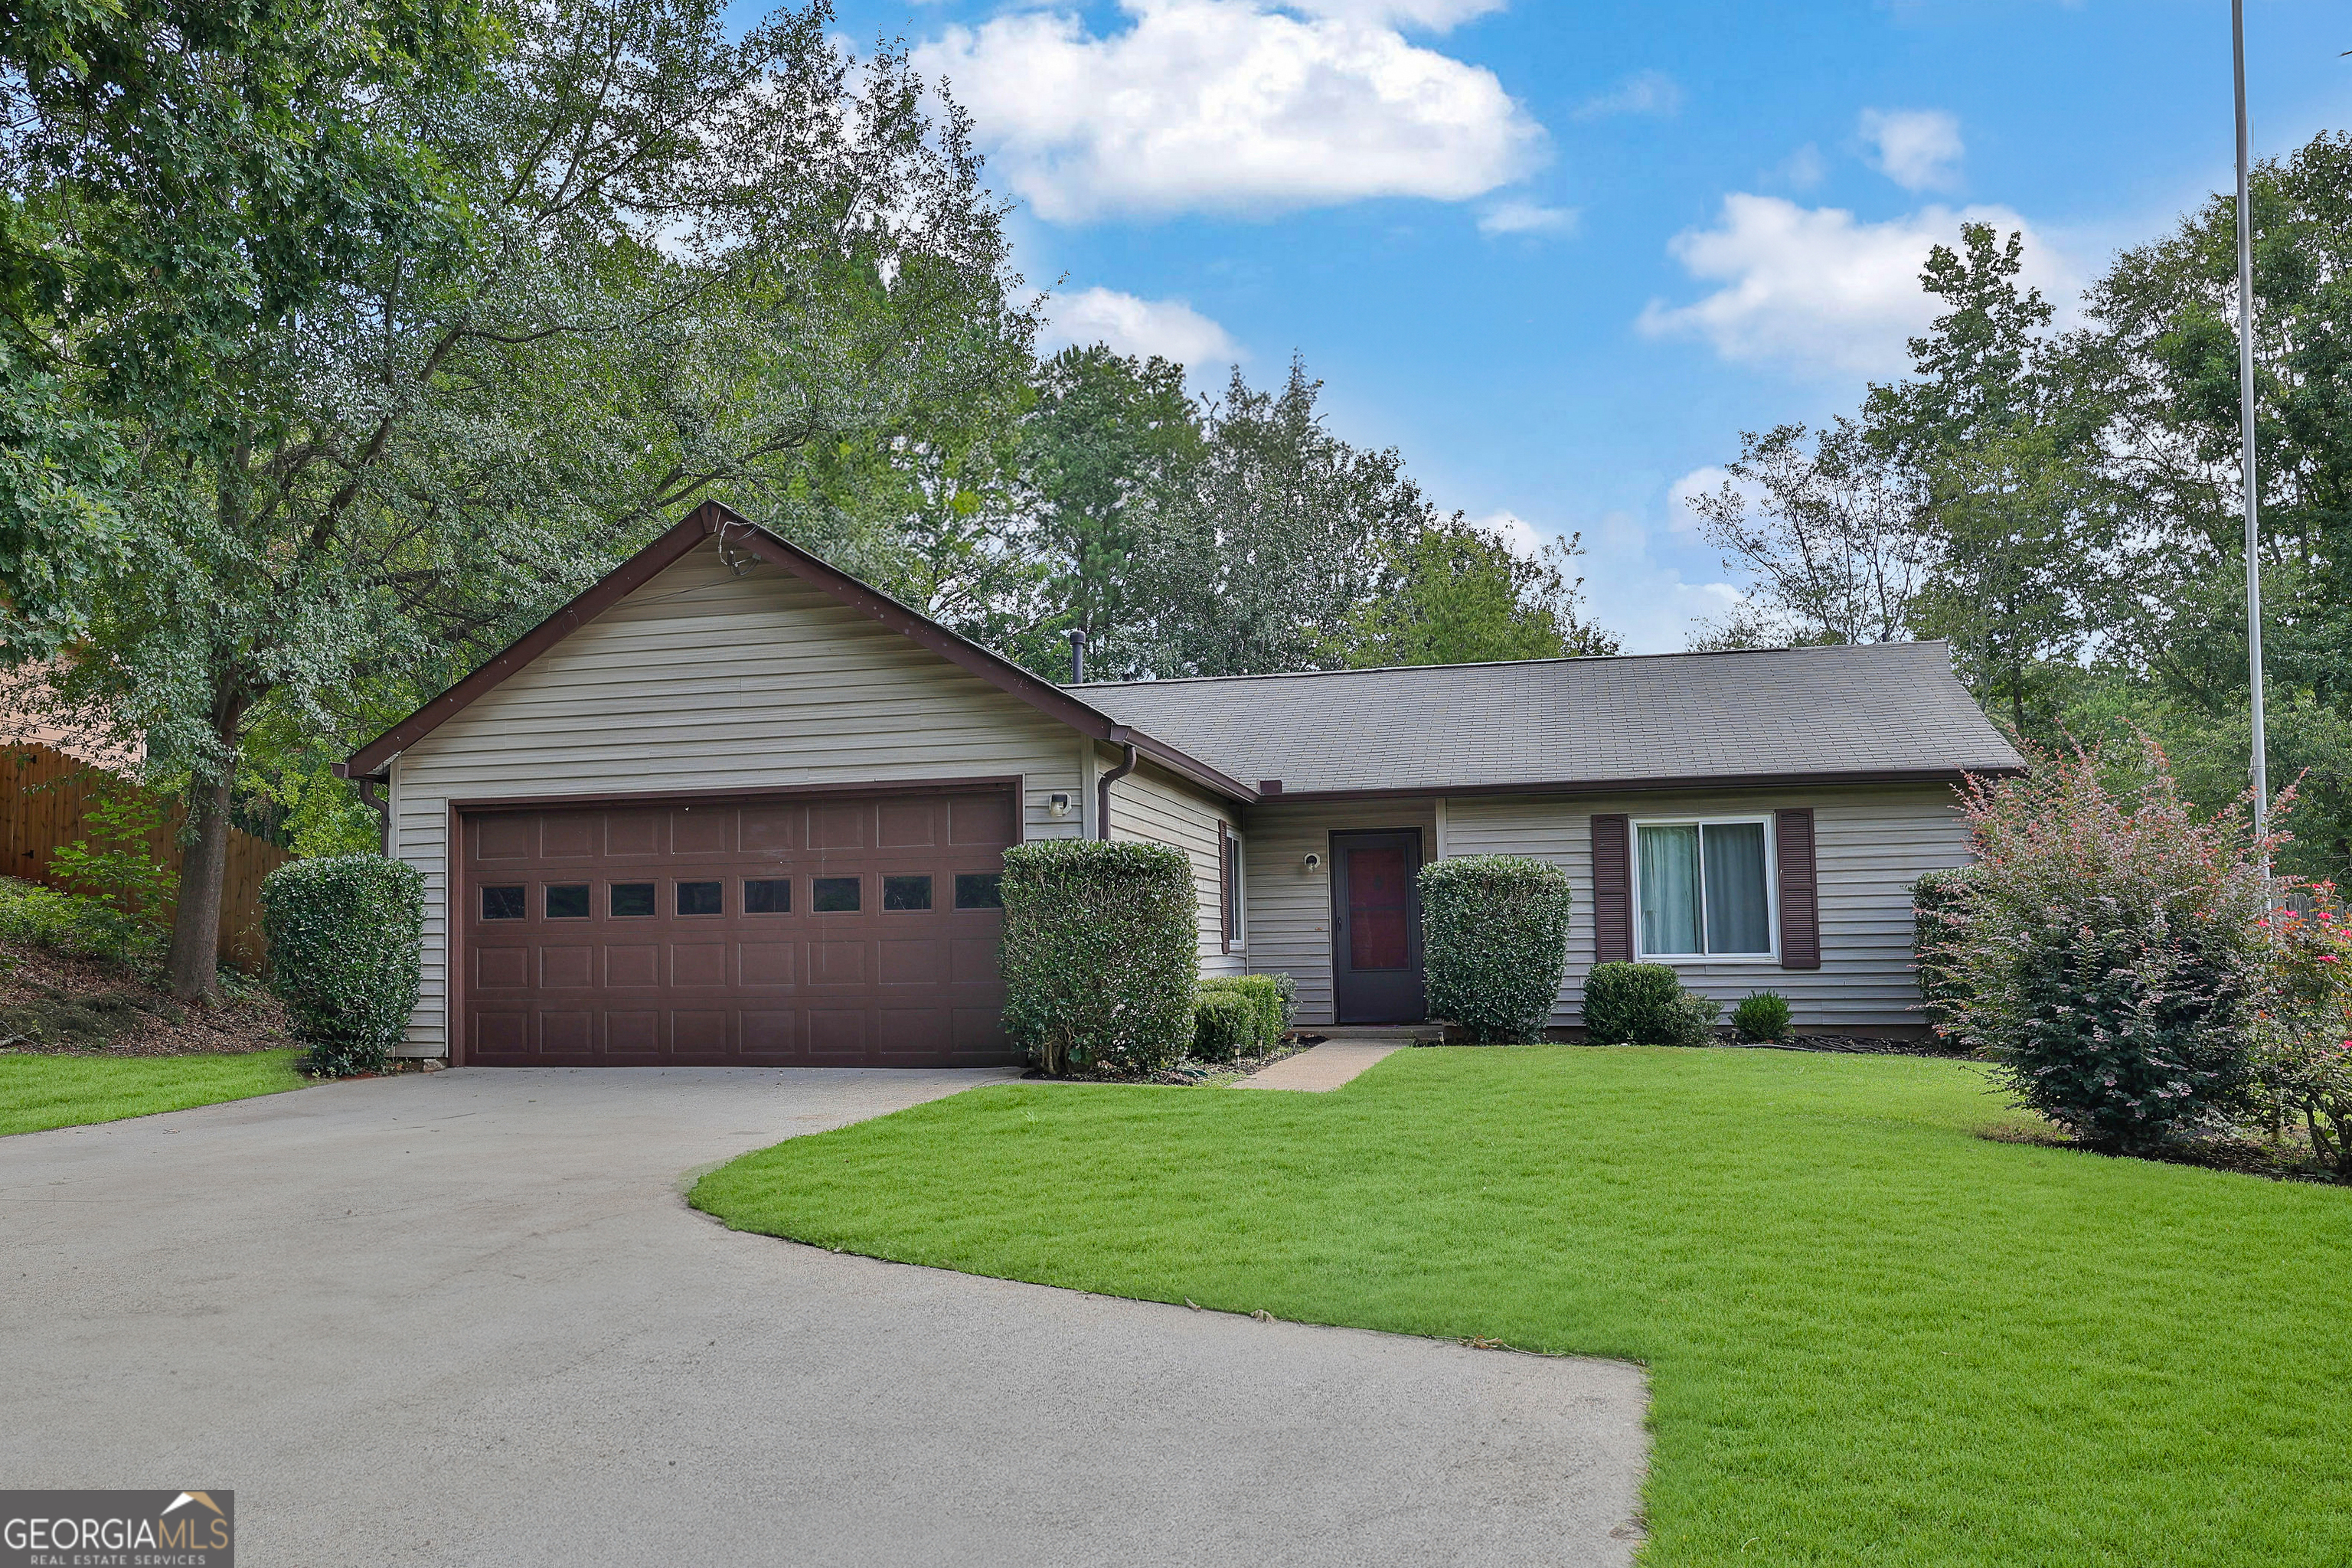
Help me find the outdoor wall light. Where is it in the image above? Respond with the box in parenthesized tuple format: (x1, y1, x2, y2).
(1302, 851, 1322, 871)
(1048, 792, 1071, 818)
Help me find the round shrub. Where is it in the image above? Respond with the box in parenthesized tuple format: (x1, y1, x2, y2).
(1658, 990, 1724, 1047)
(1581, 961, 1683, 1044)
(1419, 855, 1573, 1044)
(261, 854, 424, 1077)
(1000, 839, 1197, 1076)
(1733, 991, 1792, 1043)
(1199, 974, 1289, 1053)
(1192, 989, 1256, 1063)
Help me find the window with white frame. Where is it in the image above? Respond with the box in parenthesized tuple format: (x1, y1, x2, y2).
(1635, 818, 1774, 959)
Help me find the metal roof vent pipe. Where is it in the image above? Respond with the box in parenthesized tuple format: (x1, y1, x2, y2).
(1067, 626, 1086, 684)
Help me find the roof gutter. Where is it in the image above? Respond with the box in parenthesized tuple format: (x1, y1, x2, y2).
(1097, 743, 1138, 841)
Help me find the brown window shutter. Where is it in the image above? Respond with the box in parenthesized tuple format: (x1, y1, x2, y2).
(1775, 808, 1821, 970)
(1218, 825, 1234, 954)
(1591, 813, 1633, 964)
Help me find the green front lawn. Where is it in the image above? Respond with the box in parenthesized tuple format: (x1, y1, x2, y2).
(694, 1047, 2352, 1566)
(0, 1049, 308, 1137)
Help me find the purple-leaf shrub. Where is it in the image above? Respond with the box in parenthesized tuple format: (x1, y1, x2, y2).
(1936, 740, 2282, 1155)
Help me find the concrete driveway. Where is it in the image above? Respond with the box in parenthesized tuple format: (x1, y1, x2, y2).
(2, 1068, 1648, 1566)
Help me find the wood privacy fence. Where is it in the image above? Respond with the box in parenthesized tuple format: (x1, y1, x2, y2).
(0, 743, 292, 969)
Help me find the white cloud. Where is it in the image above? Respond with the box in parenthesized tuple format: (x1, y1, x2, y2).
(1477, 199, 1577, 237)
(1451, 507, 1740, 653)
(1771, 142, 1825, 191)
(1288, 0, 1504, 26)
(1040, 286, 1241, 366)
(1859, 108, 1963, 192)
(1573, 69, 1684, 121)
(1468, 508, 1544, 556)
(1636, 194, 2073, 377)
(916, 1, 1546, 222)
(1666, 466, 1737, 534)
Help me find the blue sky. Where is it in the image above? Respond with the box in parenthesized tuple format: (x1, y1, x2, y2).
(798, 0, 2352, 652)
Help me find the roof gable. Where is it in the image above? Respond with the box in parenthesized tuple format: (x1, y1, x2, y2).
(339, 502, 1255, 802)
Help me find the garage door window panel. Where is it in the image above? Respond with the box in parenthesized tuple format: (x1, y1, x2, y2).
(611, 883, 656, 918)
(677, 880, 724, 916)
(814, 877, 861, 913)
(954, 872, 1003, 910)
(884, 874, 932, 911)
(546, 884, 590, 920)
(744, 878, 791, 914)
(482, 885, 526, 920)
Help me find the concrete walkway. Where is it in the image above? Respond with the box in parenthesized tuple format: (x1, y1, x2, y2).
(1236, 1029, 1428, 1091)
(4, 1067, 1649, 1566)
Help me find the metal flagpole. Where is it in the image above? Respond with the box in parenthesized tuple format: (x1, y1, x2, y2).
(2231, 0, 2271, 882)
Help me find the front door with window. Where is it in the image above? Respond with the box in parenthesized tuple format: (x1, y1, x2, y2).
(1331, 829, 1425, 1024)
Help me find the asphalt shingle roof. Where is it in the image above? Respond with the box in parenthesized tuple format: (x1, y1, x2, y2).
(1078, 640, 2024, 796)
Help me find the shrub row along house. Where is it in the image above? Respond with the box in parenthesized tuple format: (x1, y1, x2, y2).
(339, 503, 2025, 1066)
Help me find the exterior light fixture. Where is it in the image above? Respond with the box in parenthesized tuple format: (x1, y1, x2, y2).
(1302, 851, 1322, 871)
(1048, 792, 1071, 818)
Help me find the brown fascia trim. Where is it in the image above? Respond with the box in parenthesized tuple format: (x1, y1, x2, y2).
(445, 775, 1025, 815)
(340, 500, 1258, 807)
(1259, 765, 2023, 805)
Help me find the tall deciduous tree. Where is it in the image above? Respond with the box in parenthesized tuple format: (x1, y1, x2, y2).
(1685, 419, 1927, 648)
(1121, 358, 1435, 678)
(1341, 518, 1619, 668)
(10, 0, 1034, 998)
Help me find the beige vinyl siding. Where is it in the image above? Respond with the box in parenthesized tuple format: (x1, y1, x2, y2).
(1238, 799, 1439, 1025)
(1442, 783, 1968, 1029)
(1107, 760, 1244, 975)
(388, 544, 1086, 1057)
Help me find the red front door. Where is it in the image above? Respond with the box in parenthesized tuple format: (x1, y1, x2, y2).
(1331, 830, 1426, 1024)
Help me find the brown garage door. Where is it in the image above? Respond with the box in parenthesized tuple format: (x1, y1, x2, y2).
(459, 787, 1018, 1067)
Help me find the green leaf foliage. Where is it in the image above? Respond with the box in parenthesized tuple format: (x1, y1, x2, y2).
(999, 838, 1197, 1076)
(1732, 991, 1792, 1044)
(1191, 989, 1256, 1064)
(260, 854, 423, 1077)
(1910, 866, 1978, 1030)
(1339, 518, 1619, 668)
(1197, 973, 1292, 1057)
(1583, 962, 1688, 1045)
(1419, 854, 1573, 1044)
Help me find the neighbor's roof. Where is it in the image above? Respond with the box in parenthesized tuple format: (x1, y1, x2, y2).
(1077, 641, 2024, 798)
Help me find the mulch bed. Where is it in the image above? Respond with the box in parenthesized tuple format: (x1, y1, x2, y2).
(0, 938, 295, 1057)
(1717, 1033, 1970, 1059)
(1024, 1033, 1325, 1086)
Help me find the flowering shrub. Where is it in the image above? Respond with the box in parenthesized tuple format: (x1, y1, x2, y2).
(1933, 741, 2278, 1155)
(2251, 888, 2352, 1178)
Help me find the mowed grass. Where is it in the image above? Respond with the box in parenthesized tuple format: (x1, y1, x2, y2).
(0, 1049, 307, 1136)
(694, 1047, 2352, 1566)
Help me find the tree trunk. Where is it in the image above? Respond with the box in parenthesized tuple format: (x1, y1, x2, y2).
(163, 692, 250, 1002)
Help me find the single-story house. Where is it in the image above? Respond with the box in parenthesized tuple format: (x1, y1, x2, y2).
(341, 502, 2024, 1067)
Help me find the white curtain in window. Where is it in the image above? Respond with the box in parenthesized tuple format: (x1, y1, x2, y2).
(1701, 822, 1770, 955)
(1638, 823, 1702, 955)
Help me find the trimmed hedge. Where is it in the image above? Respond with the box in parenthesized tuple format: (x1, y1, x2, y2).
(1910, 867, 1976, 1030)
(261, 854, 424, 1077)
(1192, 990, 1257, 1063)
(1199, 973, 1293, 1054)
(1001, 839, 1197, 1076)
(1420, 855, 1574, 1044)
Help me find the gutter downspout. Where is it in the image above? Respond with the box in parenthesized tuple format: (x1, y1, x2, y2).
(1097, 743, 1138, 841)
(357, 776, 391, 857)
